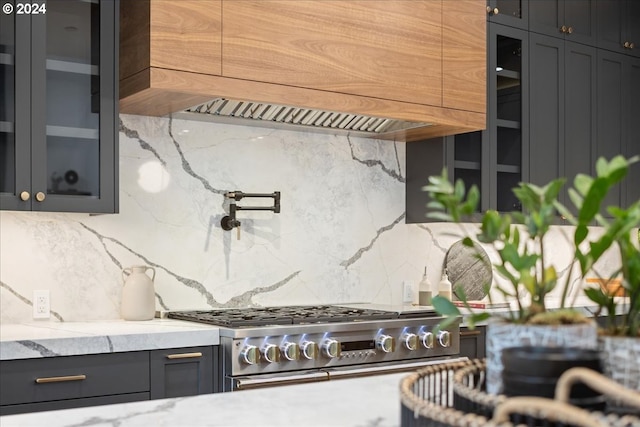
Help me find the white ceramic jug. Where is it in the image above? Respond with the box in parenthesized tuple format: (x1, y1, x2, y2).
(121, 265, 156, 321)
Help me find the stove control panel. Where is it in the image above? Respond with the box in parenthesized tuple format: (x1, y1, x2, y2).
(228, 320, 460, 374)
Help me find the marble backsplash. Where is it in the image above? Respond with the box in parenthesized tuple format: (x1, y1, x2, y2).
(0, 115, 621, 323)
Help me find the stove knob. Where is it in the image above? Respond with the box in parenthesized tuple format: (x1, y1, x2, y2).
(402, 333, 418, 351)
(376, 334, 396, 353)
(240, 345, 260, 365)
(437, 330, 451, 348)
(262, 344, 281, 363)
(420, 331, 434, 349)
(300, 340, 319, 360)
(280, 342, 300, 361)
(321, 338, 341, 359)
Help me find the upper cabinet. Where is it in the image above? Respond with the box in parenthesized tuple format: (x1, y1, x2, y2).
(0, 0, 119, 213)
(529, 0, 597, 46)
(119, 0, 487, 141)
(597, 0, 640, 58)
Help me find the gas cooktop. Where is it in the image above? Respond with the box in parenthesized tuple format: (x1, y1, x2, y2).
(166, 305, 436, 328)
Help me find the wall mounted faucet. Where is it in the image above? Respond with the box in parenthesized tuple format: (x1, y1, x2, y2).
(221, 191, 281, 239)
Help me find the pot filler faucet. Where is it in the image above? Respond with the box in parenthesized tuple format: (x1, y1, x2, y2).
(221, 191, 281, 239)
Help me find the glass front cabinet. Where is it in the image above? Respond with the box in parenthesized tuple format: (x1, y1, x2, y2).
(0, 0, 118, 213)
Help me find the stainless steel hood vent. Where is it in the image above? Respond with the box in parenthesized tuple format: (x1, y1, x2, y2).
(175, 98, 433, 137)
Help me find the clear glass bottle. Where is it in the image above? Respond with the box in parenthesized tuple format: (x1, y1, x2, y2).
(418, 267, 432, 305)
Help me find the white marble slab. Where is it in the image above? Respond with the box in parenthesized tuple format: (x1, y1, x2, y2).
(0, 372, 409, 427)
(0, 319, 219, 360)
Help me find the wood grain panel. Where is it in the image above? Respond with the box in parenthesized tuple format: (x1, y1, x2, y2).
(119, 0, 150, 81)
(442, 0, 486, 114)
(120, 68, 485, 140)
(222, 0, 442, 106)
(150, 0, 222, 75)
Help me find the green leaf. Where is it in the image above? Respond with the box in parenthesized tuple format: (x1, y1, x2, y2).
(573, 174, 593, 198)
(431, 296, 461, 317)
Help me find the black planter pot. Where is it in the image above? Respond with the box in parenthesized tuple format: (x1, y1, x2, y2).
(502, 346, 605, 411)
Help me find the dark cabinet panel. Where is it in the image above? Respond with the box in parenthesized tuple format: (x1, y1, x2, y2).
(529, 33, 596, 208)
(406, 137, 452, 224)
(626, 59, 640, 207)
(596, 50, 626, 211)
(0, 0, 118, 213)
(459, 326, 486, 359)
(529, 0, 596, 46)
(1, 345, 220, 415)
(597, 0, 640, 58)
(150, 346, 215, 399)
(0, 352, 149, 413)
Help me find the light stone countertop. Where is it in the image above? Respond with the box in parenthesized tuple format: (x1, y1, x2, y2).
(0, 371, 409, 427)
(0, 319, 220, 360)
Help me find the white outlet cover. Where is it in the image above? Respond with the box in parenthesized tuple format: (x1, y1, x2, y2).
(33, 290, 50, 319)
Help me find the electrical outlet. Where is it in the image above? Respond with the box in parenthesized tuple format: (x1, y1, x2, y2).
(33, 290, 50, 319)
(403, 281, 415, 303)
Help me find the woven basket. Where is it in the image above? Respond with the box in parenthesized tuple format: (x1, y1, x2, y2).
(399, 358, 640, 427)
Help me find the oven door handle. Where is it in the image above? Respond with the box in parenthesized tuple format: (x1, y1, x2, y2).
(233, 371, 330, 391)
(322, 357, 469, 380)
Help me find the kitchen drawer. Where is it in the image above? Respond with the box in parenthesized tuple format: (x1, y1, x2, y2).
(0, 352, 150, 406)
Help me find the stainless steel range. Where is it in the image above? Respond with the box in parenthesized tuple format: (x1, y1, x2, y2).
(168, 305, 461, 391)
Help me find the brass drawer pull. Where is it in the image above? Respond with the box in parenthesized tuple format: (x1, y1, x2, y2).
(166, 352, 203, 360)
(459, 330, 481, 337)
(35, 374, 87, 384)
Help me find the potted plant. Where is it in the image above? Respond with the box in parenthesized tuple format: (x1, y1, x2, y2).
(423, 155, 639, 395)
(557, 157, 640, 392)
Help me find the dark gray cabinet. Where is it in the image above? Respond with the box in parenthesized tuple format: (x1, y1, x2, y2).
(150, 346, 216, 399)
(0, 345, 218, 415)
(596, 50, 640, 210)
(0, 0, 118, 213)
(597, 0, 640, 58)
(407, 1, 639, 223)
(529, 0, 597, 46)
(529, 33, 597, 210)
(0, 352, 149, 415)
(459, 326, 486, 360)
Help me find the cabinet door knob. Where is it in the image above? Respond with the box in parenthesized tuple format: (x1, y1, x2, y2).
(567, 26, 574, 34)
(486, 6, 499, 15)
(35, 192, 46, 202)
(560, 25, 568, 33)
(19, 191, 30, 201)
(624, 41, 635, 49)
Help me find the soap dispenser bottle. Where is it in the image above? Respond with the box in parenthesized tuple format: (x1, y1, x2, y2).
(418, 267, 432, 305)
(438, 270, 453, 300)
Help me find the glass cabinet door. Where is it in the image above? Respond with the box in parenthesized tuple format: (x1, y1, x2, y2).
(488, 24, 528, 212)
(0, 2, 31, 210)
(30, 0, 116, 212)
(32, 0, 100, 205)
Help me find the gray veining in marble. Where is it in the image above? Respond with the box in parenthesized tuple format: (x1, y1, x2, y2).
(0, 115, 624, 324)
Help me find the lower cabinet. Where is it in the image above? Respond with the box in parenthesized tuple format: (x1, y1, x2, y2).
(459, 326, 486, 360)
(0, 346, 218, 416)
(150, 346, 215, 399)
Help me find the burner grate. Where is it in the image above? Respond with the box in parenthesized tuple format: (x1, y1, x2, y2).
(167, 305, 399, 328)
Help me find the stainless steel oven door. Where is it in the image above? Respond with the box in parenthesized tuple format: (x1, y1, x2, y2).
(229, 357, 468, 391)
(232, 370, 330, 391)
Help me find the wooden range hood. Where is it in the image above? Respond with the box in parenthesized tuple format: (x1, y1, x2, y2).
(119, 0, 486, 142)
